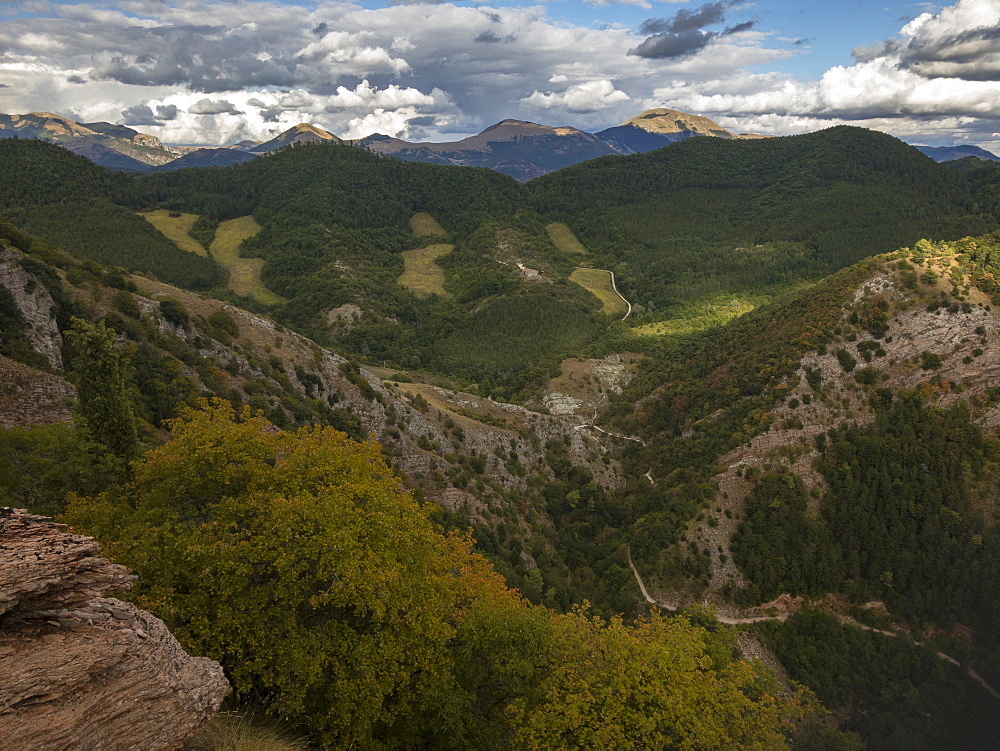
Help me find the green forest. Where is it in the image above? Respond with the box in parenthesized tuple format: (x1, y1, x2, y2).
(3, 128, 1000, 749)
(3, 127, 999, 398)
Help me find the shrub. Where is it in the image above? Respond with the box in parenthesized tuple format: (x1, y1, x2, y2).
(159, 297, 190, 328)
(835, 348, 857, 372)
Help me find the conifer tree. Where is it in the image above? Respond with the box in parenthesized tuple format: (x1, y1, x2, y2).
(66, 317, 138, 463)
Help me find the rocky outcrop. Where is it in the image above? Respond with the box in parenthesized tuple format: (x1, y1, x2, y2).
(0, 508, 228, 750)
(0, 246, 64, 369)
(0, 354, 74, 427)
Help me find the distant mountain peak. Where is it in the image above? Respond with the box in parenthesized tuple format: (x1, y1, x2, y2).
(250, 122, 340, 153)
(0, 110, 176, 169)
(914, 143, 1000, 163)
(479, 119, 585, 139)
(621, 108, 733, 138)
(291, 122, 337, 138)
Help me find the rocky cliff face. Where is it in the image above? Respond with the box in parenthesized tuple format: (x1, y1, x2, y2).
(0, 508, 228, 750)
(0, 246, 63, 369)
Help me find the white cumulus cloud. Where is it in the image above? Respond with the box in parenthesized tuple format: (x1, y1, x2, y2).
(522, 79, 631, 113)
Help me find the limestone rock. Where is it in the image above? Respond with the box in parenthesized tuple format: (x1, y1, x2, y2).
(0, 246, 64, 370)
(0, 508, 229, 750)
(0, 354, 75, 427)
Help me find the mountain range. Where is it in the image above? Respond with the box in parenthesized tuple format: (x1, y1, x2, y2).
(4, 107, 998, 181)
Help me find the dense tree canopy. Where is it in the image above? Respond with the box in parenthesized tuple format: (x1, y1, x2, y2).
(65, 401, 806, 749)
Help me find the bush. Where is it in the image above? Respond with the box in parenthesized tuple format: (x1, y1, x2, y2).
(835, 348, 857, 372)
(920, 351, 942, 370)
(159, 298, 189, 328)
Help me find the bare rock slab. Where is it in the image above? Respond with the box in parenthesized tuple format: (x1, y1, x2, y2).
(0, 508, 229, 750)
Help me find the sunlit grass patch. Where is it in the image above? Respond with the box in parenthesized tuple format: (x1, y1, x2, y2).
(409, 213, 447, 237)
(546, 222, 588, 255)
(630, 291, 780, 337)
(138, 209, 206, 257)
(210, 216, 285, 305)
(569, 267, 628, 316)
(400, 244, 453, 297)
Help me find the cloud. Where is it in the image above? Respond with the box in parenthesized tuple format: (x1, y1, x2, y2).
(855, 0, 1000, 81)
(0, 0, 878, 144)
(650, 0, 1000, 132)
(121, 102, 179, 125)
(663, 1, 730, 33)
(631, 30, 717, 59)
(344, 107, 420, 139)
(583, 0, 654, 8)
(522, 80, 631, 113)
(66, 75, 86, 84)
(294, 30, 410, 77)
(323, 80, 436, 110)
(189, 98, 243, 115)
(121, 103, 160, 126)
(631, 0, 752, 59)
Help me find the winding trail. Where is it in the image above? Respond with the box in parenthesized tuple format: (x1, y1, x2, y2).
(574, 423, 646, 445)
(609, 271, 631, 321)
(626, 547, 1000, 700)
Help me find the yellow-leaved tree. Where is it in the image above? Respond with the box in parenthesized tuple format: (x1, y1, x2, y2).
(66, 400, 813, 749)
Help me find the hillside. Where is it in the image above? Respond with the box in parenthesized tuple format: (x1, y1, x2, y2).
(531, 126, 996, 315)
(0, 220, 632, 608)
(0, 139, 223, 289)
(4, 126, 999, 404)
(612, 234, 1000, 748)
(1, 219, 838, 750)
(0, 111, 177, 169)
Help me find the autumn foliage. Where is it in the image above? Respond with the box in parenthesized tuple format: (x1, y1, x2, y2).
(66, 401, 805, 748)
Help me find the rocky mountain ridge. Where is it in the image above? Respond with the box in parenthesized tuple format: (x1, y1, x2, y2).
(7, 106, 998, 180)
(0, 108, 742, 178)
(0, 112, 179, 170)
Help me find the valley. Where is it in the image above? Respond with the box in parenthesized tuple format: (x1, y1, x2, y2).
(3, 121, 1000, 749)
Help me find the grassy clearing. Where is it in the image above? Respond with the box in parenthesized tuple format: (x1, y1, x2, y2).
(546, 222, 588, 255)
(399, 244, 453, 298)
(210, 216, 284, 305)
(569, 267, 628, 316)
(138, 210, 207, 257)
(630, 290, 787, 337)
(409, 213, 447, 237)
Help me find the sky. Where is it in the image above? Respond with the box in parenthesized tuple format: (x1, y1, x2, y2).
(2, 0, 1000, 149)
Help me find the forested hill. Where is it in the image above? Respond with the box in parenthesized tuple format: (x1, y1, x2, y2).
(0, 139, 223, 289)
(533, 126, 974, 220)
(531, 126, 995, 309)
(2, 127, 999, 400)
(126, 135, 525, 230)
